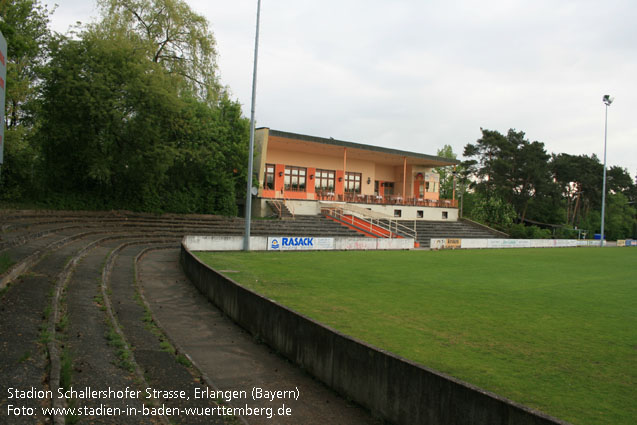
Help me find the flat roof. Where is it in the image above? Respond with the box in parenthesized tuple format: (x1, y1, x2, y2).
(260, 128, 461, 166)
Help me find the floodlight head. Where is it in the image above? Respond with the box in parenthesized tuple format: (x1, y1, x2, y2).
(602, 95, 614, 106)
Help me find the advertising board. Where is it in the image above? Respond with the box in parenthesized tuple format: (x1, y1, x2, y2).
(432, 238, 601, 250)
(267, 236, 334, 251)
(445, 239, 462, 249)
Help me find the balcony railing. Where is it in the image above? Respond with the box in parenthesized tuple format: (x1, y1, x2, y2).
(315, 191, 458, 208)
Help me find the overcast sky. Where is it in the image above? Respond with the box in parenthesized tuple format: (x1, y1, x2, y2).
(44, 0, 637, 176)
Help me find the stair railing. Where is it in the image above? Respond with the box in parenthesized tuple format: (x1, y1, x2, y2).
(321, 205, 416, 240)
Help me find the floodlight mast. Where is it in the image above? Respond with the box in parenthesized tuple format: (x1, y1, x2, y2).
(599, 94, 613, 247)
(243, 0, 262, 251)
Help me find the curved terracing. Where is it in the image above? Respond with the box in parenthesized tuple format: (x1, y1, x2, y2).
(0, 210, 223, 425)
(0, 210, 377, 425)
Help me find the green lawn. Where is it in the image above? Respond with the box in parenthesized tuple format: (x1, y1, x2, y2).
(196, 248, 637, 425)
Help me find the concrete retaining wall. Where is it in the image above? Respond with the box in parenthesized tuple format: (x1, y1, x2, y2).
(183, 235, 414, 251)
(184, 235, 269, 251)
(181, 245, 569, 425)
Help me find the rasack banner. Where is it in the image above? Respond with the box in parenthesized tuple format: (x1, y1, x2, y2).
(267, 237, 334, 251)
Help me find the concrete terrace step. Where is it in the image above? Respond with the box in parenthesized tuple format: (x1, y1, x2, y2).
(386, 219, 508, 247)
(0, 209, 378, 424)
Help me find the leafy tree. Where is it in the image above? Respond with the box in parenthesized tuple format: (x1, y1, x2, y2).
(463, 128, 553, 221)
(434, 144, 461, 199)
(462, 128, 503, 194)
(603, 193, 636, 240)
(0, 0, 52, 129)
(37, 29, 248, 213)
(551, 153, 603, 226)
(38, 34, 175, 204)
(469, 194, 517, 230)
(0, 0, 53, 199)
(508, 223, 552, 239)
(162, 95, 249, 215)
(95, 0, 220, 102)
(0, 0, 249, 213)
(607, 166, 634, 197)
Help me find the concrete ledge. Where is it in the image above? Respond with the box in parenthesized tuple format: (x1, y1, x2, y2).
(183, 235, 414, 251)
(180, 244, 570, 425)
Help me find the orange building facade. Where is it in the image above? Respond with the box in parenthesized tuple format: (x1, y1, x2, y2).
(254, 128, 460, 220)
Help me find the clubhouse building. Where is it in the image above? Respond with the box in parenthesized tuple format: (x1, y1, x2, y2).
(253, 128, 460, 221)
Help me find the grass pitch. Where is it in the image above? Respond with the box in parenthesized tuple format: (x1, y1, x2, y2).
(196, 248, 636, 425)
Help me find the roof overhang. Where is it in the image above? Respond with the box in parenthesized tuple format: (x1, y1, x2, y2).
(262, 128, 460, 168)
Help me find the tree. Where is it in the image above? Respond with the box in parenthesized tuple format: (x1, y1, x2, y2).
(434, 144, 459, 199)
(0, 0, 52, 129)
(603, 193, 636, 240)
(95, 0, 220, 103)
(162, 95, 249, 215)
(38, 34, 177, 205)
(551, 153, 603, 226)
(0, 0, 53, 199)
(469, 194, 517, 230)
(462, 128, 504, 194)
(607, 166, 634, 197)
(37, 29, 248, 214)
(463, 128, 553, 222)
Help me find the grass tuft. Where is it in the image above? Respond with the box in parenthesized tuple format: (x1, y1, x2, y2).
(106, 326, 135, 373)
(0, 252, 15, 275)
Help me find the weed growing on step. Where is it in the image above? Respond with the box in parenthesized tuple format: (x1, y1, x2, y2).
(18, 351, 31, 363)
(0, 252, 14, 275)
(105, 324, 134, 373)
(176, 354, 192, 368)
(60, 348, 73, 392)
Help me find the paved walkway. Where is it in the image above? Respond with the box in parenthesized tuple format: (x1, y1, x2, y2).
(138, 248, 380, 425)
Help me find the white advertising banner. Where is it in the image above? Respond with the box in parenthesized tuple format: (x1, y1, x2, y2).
(267, 236, 335, 251)
(488, 239, 532, 248)
(335, 238, 377, 250)
(433, 238, 599, 250)
(460, 239, 488, 249)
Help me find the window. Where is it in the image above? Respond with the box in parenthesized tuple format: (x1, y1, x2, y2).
(315, 169, 335, 192)
(394, 209, 402, 218)
(382, 181, 394, 196)
(284, 166, 307, 191)
(417, 210, 424, 218)
(345, 172, 362, 194)
(442, 211, 448, 219)
(264, 164, 275, 190)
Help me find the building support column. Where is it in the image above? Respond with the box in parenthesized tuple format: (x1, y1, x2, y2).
(402, 157, 407, 199)
(452, 165, 457, 202)
(343, 148, 347, 195)
(343, 147, 347, 176)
